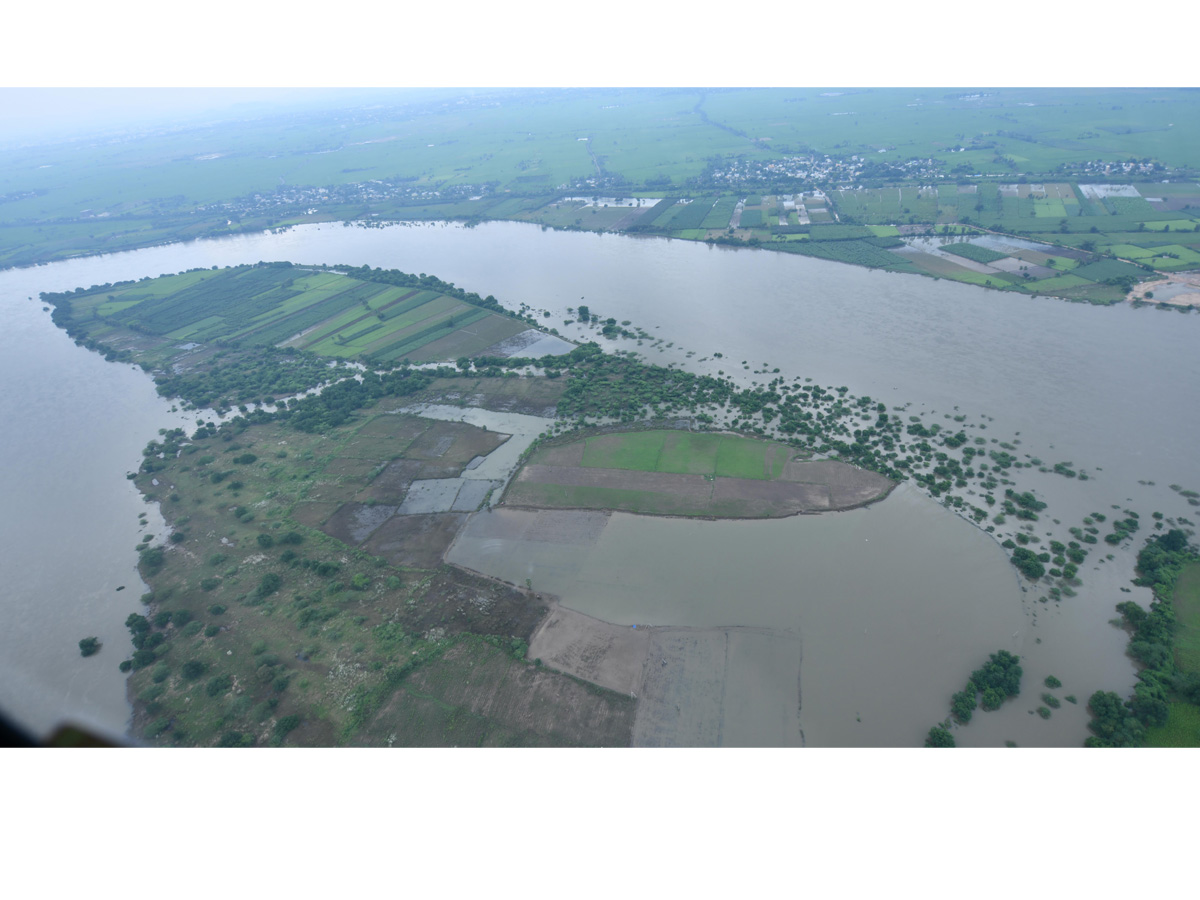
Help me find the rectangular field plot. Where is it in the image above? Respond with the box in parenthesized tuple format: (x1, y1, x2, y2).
(656, 432, 722, 475)
(581, 431, 665, 471)
(714, 435, 784, 480)
(574, 430, 791, 480)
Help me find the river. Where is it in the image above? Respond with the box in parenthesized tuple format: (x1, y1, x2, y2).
(2, 219, 1196, 744)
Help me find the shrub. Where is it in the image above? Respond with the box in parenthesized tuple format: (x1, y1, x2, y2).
(272, 715, 301, 743)
(218, 731, 254, 748)
(181, 660, 207, 680)
(140, 546, 165, 573)
(208, 604, 226, 616)
(78, 637, 100, 657)
(256, 572, 282, 598)
(257, 533, 275, 549)
(173, 609, 193, 627)
(205, 674, 233, 697)
(182, 621, 202, 637)
(200, 577, 220, 591)
(205, 625, 220, 638)
(1037, 706, 1051, 719)
(1044, 675, 1062, 689)
(1042, 693, 1061, 709)
(144, 718, 171, 738)
(131, 648, 157, 669)
(118, 660, 132, 673)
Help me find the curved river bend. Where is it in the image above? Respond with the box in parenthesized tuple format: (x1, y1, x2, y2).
(3, 220, 1196, 744)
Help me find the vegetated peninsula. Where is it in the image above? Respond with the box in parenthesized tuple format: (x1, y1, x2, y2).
(42, 261, 1188, 746)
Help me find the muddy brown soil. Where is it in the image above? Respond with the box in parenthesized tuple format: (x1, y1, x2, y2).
(396, 375, 566, 417)
(529, 603, 650, 695)
(355, 639, 635, 747)
(403, 567, 550, 643)
(362, 513, 468, 568)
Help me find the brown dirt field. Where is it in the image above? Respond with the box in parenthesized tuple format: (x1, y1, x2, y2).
(529, 603, 650, 696)
(531, 441, 585, 467)
(710, 477, 830, 514)
(355, 640, 635, 747)
(404, 420, 509, 464)
(631, 627, 803, 747)
(1130, 273, 1200, 308)
(1155, 197, 1200, 211)
(1011, 249, 1053, 265)
(290, 501, 341, 528)
(515, 464, 713, 501)
(895, 249, 986, 279)
(353, 413, 432, 441)
(781, 459, 894, 508)
(361, 512, 468, 569)
(406, 567, 550, 642)
(320, 502, 399, 546)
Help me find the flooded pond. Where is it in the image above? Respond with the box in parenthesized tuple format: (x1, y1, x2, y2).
(449, 484, 1028, 746)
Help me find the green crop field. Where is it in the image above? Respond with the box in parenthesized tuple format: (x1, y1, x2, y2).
(49, 262, 531, 366)
(715, 435, 783, 480)
(577, 430, 788, 480)
(581, 430, 665, 471)
(941, 242, 1009, 264)
(1173, 562, 1200, 673)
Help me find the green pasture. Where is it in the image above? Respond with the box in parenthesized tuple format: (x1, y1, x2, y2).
(577, 430, 787, 481)
(1173, 562, 1200, 674)
(1145, 702, 1200, 747)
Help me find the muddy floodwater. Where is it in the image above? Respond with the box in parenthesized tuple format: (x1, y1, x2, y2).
(3, 217, 1199, 743)
(449, 483, 1027, 746)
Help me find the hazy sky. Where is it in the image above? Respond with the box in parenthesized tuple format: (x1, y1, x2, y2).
(2, 7, 1191, 143)
(0, 88, 396, 141)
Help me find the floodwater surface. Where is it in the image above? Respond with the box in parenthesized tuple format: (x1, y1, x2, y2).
(3, 218, 1198, 743)
(450, 484, 1028, 746)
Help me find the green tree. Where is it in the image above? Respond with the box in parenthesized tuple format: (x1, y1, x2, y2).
(78, 637, 100, 657)
(925, 725, 955, 747)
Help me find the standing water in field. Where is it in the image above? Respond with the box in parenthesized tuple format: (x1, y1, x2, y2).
(449, 484, 1026, 746)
